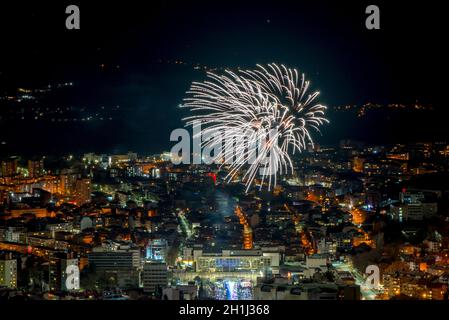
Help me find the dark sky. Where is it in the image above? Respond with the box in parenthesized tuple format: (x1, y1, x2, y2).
(0, 0, 446, 155)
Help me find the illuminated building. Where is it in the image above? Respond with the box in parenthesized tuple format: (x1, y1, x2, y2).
(8, 208, 54, 219)
(193, 248, 278, 273)
(386, 152, 410, 161)
(391, 202, 437, 222)
(382, 273, 401, 297)
(88, 243, 140, 268)
(83, 153, 104, 164)
(400, 191, 425, 204)
(28, 158, 44, 178)
(316, 239, 337, 258)
(109, 152, 137, 167)
(143, 261, 168, 293)
(74, 178, 91, 204)
(1, 157, 18, 177)
(146, 239, 168, 262)
(0, 254, 17, 289)
(87, 242, 141, 288)
(46, 222, 73, 237)
(48, 254, 79, 292)
(59, 172, 79, 195)
(330, 232, 353, 251)
(305, 254, 329, 271)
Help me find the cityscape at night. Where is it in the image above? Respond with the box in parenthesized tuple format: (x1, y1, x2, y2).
(0, 0, 447, 307)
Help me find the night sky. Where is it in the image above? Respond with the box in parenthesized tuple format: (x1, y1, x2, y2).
(0, 0, 445, 156)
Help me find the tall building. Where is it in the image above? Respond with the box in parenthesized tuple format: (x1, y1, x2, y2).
(1, 157, 18, 177)
(59, 171, 79, 195)
(0, 254, 17, 289)
(143, 262, 168, 293)
(48, 254, 79, 292)
(74, 178, 91, 205)
(28, 158, 44, 177)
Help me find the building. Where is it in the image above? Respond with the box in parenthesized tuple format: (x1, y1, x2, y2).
(47, 253, 79, 292)
(3, 226, 27, 243)
(383, 273, 401, 297)
(162, 285, 198, 300)
(0, 254, 17, 289)
(391, 190, 438, 221)
(28, 158, 44, 178)
(143, 262, 168, 293)
(87, 242, 140, 288)
(254, 282, 339, 300)
(193, 248, 279, 274)
(74, 178, 91, 205)
(391, 202, 438, 221)
(146, 239, 168, 262)
(316, 239, 337, 258)
(108, 153, 137, 167)
(306, 254, 329, 271)
(1, 157, 18, 177)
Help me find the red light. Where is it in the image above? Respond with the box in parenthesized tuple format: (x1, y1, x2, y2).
(207, 172, 217, 184)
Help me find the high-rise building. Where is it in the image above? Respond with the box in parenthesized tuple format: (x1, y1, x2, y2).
(74, 178, 91, 205)
(48, 254, 79, 292)
(0, 254, 17, 289)
(1, 157, 18, 177)
(28, 158, 44, 178)
(143, 262, 168, 293)
(59, 170, 79, 195)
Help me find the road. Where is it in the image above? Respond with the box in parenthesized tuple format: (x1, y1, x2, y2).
(332, 261, 383, 300)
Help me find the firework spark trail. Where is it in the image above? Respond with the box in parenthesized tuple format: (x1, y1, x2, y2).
(182, 63, 329, 192)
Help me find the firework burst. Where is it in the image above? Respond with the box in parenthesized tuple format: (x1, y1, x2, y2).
(182, 63, 328, 192)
